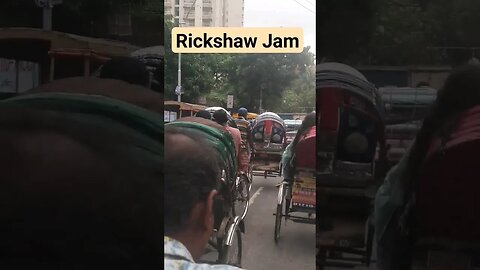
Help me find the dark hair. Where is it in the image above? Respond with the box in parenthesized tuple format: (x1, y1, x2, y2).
(100, 57, 149, 86)
(195, 110, 212, 120)
(291, 112, 316, 149)
(0, 106, 163, 267)
(164, 125, 220, 235)
(402, 64, 480, 209)
(213, 109, 228, 125)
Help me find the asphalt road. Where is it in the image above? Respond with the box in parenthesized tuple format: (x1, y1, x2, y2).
(242, 173, 316, 270)
(200, 172, 378, 270)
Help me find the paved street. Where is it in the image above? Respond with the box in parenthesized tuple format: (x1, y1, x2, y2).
(242, 174, 315, 270)
(201, 172, 378, 270)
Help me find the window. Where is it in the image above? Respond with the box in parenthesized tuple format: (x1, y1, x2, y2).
(174, 7, 179, 16)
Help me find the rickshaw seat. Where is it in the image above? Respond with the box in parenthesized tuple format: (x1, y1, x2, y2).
(295, 126, 316, 169)
(417, 106, 480, 242)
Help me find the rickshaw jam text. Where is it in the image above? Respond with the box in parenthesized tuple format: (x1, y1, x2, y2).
(176, 33, 299, 49)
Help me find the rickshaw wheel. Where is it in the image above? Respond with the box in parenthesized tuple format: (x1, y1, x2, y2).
(284, 184, 291, 215)
(365, 216, 375, 266)
(235, 174, 250, 218)
(219, 228, 242, 267)
(248, 166, 254, 186)
(274, 193, 284, 243)
(274, 204, 282, 243)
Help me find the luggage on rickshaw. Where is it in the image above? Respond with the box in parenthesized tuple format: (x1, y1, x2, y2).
(274, 125, 316, 242)
(379, 86, 437, 167)
(403, 105, 480, 269)
(316, 63, 387, 269)
(251, 112, 287, 178)
(166, 119, 244, 267)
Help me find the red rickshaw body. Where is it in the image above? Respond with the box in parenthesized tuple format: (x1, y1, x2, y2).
(417, 105, 480, 243)
(316, 63, 386, 268)
(291, 126, 316, 212)
(317, 63, 386, 190)
(251, 112, 286, 175)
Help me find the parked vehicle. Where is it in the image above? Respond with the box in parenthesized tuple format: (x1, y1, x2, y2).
(316, 62, 387, 269)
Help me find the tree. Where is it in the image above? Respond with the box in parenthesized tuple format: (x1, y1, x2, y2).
(0, 0, 160, 46)
(164, 18, 219, 102)
(276, 65, 315, 113)
(318, 0, 379, 63)
(222, 47, 315, 112)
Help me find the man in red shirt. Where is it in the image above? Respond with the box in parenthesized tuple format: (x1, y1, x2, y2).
(213, 109, 242, 160)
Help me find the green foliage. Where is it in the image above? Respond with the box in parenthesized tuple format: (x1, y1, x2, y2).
(320, 0, 480, 66)
(0, 0, 161, 45)
(164, 18, 220, 103)
(164, 17, 315, 113)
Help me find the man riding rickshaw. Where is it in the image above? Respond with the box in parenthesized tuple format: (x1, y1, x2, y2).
(167, 116, 244, 268)
(234, 107, 255, 178)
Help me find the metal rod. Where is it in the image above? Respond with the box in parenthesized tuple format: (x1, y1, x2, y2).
(84, 57, 90, 77)
(49, 56, 55, 82)
(176, 0, 184, 102)
(43, 7, 52, 31)
(177, 52, 182, 101)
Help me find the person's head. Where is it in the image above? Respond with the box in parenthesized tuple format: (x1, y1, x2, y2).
(213, 109, 229, 126)
(402, 64, 480, 201)
(238, 107, 248, 118)
(0, 105, 163, 268)
(164, 125, 220, 260)
(100, 57, 149, 86)
(195, 110, 212, 120)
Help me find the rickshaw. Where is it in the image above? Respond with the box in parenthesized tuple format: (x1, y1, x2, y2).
(316, 63, 387, 269)
(274, 125, 316, 242)
(164, 100, 206, 123)
(0, 28, 138, 99)
(166, 119, 244, 267)
(379, 86, 437, 167)
(251, 112, 287, 178)
(204, 106, 251, 214)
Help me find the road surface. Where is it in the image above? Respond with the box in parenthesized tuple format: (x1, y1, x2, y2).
(242, 174, 315, 270)
(201, 172, 377, 269)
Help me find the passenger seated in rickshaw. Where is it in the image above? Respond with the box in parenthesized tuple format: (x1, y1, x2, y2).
(375, 64, 480, 270)
(281, 112, 316, 184)
(165, 125, 243, 270)
(213, 109, 242, 164)
(235, 107, 254, 173)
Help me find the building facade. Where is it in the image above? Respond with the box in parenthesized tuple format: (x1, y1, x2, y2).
(165, 0, 244, 27)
